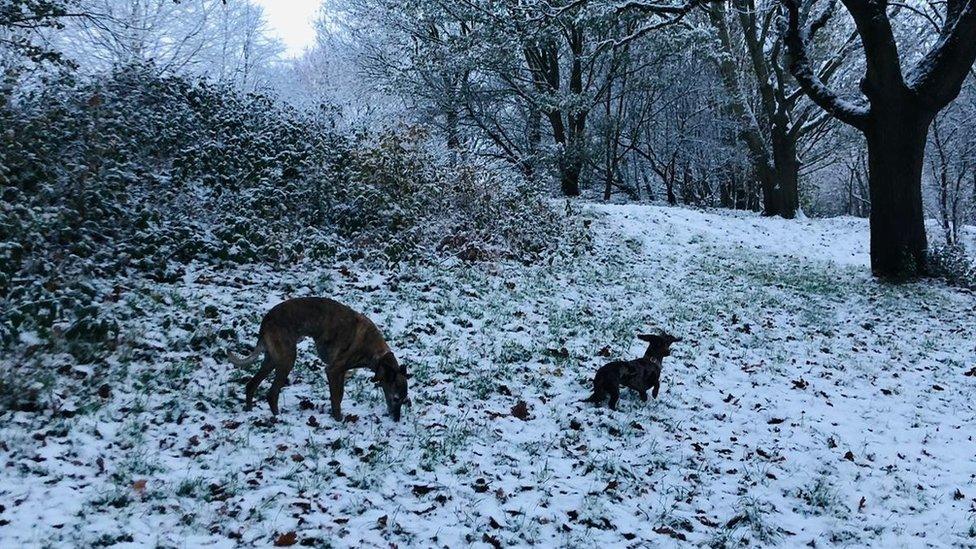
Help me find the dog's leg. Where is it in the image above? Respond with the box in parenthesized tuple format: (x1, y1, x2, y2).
(266, 341, 297, 416)
(608, 385, 620, 410)
(638, 390, 648, 402)
(652, 371, 661, 399)
(326, 367, 346, 421)
(245, 355, 275, 411)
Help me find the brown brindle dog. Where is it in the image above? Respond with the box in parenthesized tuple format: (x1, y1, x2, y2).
(227, 297, 409, 421)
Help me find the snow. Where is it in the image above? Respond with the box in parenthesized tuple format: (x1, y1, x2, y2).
(2, 204, 975, 547)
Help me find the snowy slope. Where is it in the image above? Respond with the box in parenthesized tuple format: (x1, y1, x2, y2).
(2, 204, 975, 548)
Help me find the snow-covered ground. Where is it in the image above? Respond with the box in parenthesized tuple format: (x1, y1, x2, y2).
(3, 204, 975, 547)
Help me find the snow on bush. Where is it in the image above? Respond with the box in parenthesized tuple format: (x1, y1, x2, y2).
(0, 64, 587, 365)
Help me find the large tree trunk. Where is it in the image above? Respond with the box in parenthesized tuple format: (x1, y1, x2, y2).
(865, 109, 932, 278)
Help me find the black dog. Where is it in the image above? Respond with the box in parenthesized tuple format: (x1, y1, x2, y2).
(581, 333, 681, 410)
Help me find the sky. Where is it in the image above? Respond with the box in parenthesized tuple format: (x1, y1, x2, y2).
(252, 0, 321, 58)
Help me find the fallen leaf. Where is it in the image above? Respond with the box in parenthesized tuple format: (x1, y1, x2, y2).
(511, 400, 530, 420)
(482, 533, 502, 549)
(653, 526, 688, 541)
(273, 531, 297, 546)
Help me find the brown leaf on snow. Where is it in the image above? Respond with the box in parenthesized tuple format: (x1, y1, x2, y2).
(653, 525, 688, 541)
(844, 451, 855, 461)
(511, 400, 530, 420)
(132, 479, 147, 495)
(273, 531, 297, 546)
(482, 533, 503, 549)
(545, 347, 569, 359)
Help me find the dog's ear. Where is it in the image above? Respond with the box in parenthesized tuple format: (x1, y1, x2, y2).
(637, 333, 662, 344)
(666, 335, 682, 344)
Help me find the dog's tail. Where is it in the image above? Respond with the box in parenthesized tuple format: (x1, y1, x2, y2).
(227, 341, 265, 367)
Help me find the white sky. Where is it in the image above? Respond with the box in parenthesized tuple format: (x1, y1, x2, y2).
(252, 0, 321, 58)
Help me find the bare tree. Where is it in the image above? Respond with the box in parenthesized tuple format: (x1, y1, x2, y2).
(54, 0, 283, 89)
(706, 0, 854, 218)
(928, 107, 975, 245)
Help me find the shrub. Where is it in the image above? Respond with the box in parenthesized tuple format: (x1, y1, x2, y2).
(0, 64, 585, 358)
(928, 244, 976, 290)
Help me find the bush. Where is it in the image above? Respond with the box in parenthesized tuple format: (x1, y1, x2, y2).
(0, 64, 585, 354)
(927, 244, 976, 290)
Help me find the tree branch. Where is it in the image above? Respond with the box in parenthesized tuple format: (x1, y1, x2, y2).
(838, 0, 907, 93)
(908, 0, 976, 110)
(781, 0, 871, 130)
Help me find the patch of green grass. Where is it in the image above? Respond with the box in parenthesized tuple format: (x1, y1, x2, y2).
(795, 474, 847, 517)
(418, 413, 477, 472)
(733, 496, 780, 544)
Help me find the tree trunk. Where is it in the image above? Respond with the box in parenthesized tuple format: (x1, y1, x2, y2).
(559, 149, 582, 196)
(445, 108, 460, 151)
(865, 110, 932, 278)
(768, 118, 800, 218)
(665, 168, 677, 205)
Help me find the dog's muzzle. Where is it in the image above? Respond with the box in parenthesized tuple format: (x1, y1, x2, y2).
(387, 397, 406, 422)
